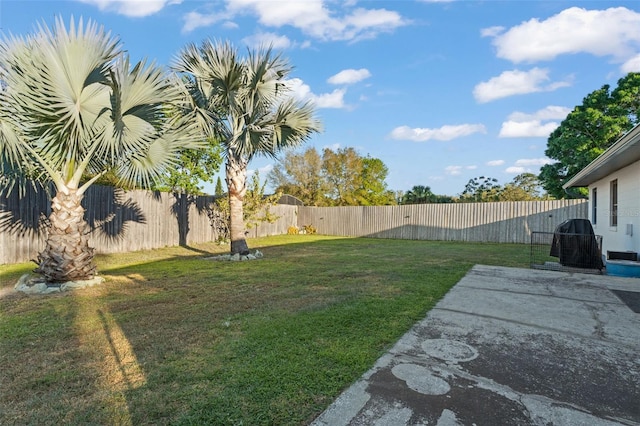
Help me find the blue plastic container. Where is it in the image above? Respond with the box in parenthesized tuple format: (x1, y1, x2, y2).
(606, 260, 640, 277)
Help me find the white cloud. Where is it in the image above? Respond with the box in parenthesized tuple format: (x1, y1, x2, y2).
(505, 166, 526, 174)
(480, 26, 504, 38)
(622, 54, 640, 74)
(499, 106, 571, 138)
(499, 121, 559, 138)
(445, 166, 463, 176)
(505, 158, 554, 174)
(328, 68, 371, 85)
(507, 106, 571, 122)
(444, 165, 476, 176)
(224, 0, 408, 41)
(242, 32, 292, 49)
(514, 158, 553, 167)
(473, 68, 571, 103)
(286, 78, 313, 99)
(182, 11, 226, 32)
(389, 123, 486, 142)
(77, 0, 182, 17)
(247, 164, 273, 179)
(313, 89, 348, 109)
(485, 7, 640, 64)
(286, 78, 347, 109)
(487, 160, 505, 166)
(222, 21, 239, 30)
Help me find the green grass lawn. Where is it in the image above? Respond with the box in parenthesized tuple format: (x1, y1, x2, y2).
(0, 235, 530, 425)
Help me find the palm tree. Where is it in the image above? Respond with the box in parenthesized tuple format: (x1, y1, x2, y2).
(402, 185, 435, 204)
(0, 17, 201, 282)
(173, 40, 322, 255)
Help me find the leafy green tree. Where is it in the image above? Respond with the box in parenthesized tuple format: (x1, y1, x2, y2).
(540, 73, 640, 198)
(152, 137, 223, 195)
(499, 173, 548, 201)
(322, 147, 363, 206)
(173, 40, 321, 255)
(214, 176, 225, 197)
(356, 156, 396, 205)
(0, 17, 200, 282)
(460, 176, 501, 202)
(242, 172, 281, 230)
(269, 146, 393, 206)
(401, 185, 436, 204)
(268, 147, 327, 206)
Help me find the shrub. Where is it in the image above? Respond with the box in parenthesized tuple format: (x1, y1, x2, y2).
(287, 226, 299, 235)
(303, 224, 317, 235)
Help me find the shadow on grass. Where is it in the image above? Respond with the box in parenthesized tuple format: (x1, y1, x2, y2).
(1, 236, 531, 425)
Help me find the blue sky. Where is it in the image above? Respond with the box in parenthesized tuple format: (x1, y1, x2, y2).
(2, 1, 640, 197)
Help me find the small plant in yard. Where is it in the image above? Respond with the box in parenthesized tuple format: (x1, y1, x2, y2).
(0, 236, 530, 425)
(287, 225, 299, 235)
(210, 172, 282, 243)
(303, 224, 317, 234)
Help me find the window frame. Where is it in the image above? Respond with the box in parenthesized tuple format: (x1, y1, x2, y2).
(610, 179, 618, 227)
(591, 187, 597, 225)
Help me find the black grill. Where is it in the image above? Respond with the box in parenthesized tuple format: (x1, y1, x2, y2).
(531, 219, 603, 273)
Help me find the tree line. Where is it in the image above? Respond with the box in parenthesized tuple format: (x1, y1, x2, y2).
(267, 146, 396, 206)
(265, 143, 549, 206)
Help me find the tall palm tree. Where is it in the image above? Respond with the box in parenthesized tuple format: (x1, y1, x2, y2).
(0, 17, 201, 282)
(402, 185, 435, 204)
(173, 40, 322, 255)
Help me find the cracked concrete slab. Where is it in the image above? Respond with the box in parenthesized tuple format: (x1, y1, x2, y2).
(312, 265, 640, 426)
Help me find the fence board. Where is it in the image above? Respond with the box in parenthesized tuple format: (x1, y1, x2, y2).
(0, 186, 298, 265)
(297, 200, 588, 244)
(1, 187, 587, 265)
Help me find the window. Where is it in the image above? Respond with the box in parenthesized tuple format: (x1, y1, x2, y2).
(592, 187, 597, 225)
(610, 179, 618, 227)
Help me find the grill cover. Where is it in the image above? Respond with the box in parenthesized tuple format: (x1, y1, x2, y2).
(550, 219, 603, 269)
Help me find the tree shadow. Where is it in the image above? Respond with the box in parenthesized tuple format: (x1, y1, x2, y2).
(170, 192, 191, 247)
(0, 184, 147, 241)
(82, 186, 147, 242)
(0, 182, 50, 237)
(168, 192, 220, 252)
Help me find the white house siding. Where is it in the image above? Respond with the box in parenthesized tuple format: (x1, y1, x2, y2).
(589, 160, 640, 255)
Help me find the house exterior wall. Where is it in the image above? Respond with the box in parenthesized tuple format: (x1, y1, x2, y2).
(589, 160, 640, 255)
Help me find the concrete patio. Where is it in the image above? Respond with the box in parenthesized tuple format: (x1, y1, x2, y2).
(312, 265, 640, 425)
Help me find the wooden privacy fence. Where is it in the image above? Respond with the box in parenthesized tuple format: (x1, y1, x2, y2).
(297, 200, 588, 244)
(0, 185, 298, 265)
(1, 185, 587, 265)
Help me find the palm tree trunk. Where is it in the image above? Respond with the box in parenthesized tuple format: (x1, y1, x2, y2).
(226, 154, 250, 255)
(35, 188, 96, 282)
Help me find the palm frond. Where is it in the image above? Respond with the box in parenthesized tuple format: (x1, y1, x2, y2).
(0, 16, 120, 184)
(245, 44, 292, 110)
(266, 99, 323, 156)
(173, 38, 322, 164)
